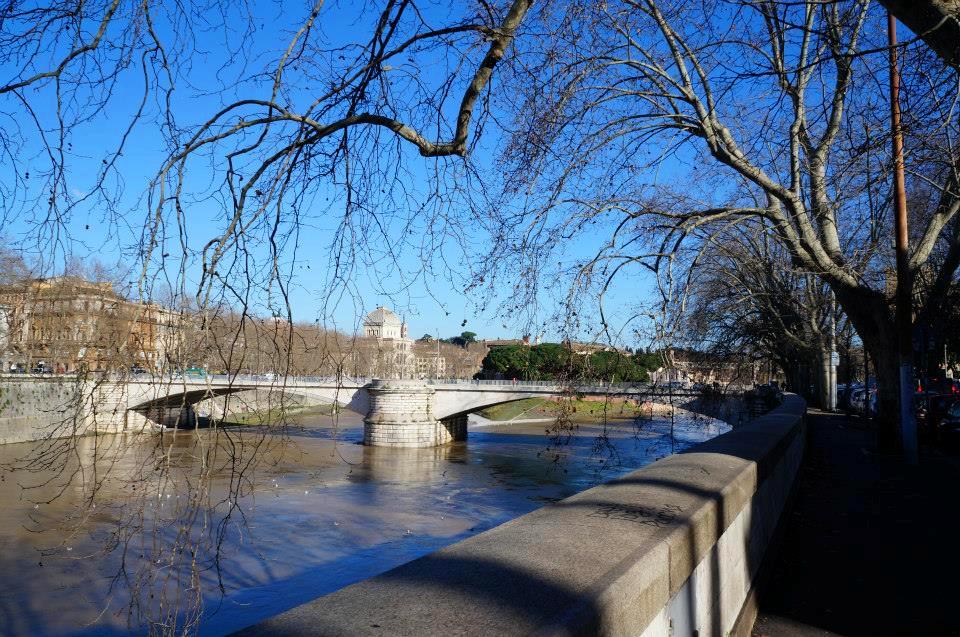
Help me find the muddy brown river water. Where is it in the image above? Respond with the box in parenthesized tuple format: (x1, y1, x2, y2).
(0, 411, 729, 636)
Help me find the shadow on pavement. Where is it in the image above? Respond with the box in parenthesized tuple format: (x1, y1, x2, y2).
(754, 411, 960, 636)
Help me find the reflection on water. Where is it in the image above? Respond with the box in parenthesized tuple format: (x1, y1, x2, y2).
(0, 411, 728, 636)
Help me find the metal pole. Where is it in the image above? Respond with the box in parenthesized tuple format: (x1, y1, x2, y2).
(864, 348, 871, 426)
(888, 13, 918, 463)
(830, 291, 837, 411)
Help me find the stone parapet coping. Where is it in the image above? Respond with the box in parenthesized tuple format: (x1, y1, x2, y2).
(234, 395, 807, 636)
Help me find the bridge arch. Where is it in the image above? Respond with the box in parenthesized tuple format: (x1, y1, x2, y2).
(121, 380, 370, 428)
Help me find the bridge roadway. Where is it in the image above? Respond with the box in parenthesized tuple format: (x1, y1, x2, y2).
(0, 374, 708, 448)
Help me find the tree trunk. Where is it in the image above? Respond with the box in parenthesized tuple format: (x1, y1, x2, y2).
(832, 283, 902, 451)
(814, 347, 833, 411)
(880, 1, 960, 69)
(784, 362, 807, 400)
(870, 345, 904, 450)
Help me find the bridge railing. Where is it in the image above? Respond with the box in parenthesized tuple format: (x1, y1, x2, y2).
(426, 379, 561, 387)
(59, 373, 746, 395)
(423, 379, 709, 394)
(103, 373, 374, 386)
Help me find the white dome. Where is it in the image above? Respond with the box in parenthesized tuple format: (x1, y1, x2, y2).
(363, 306, 407, 339)
(364, 306, 402, 327)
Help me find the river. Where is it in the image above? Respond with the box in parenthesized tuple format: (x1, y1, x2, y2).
(0, 410, 729, 636)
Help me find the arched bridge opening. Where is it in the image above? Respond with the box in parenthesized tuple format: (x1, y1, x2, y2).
(125, 382, 371, 429)
(130, 387, 249, 428)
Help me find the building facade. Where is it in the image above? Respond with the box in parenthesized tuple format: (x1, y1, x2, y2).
(412, 339, 447, 378)
(351, 306, 416, 379)
(0, 277, 179, 373)
(349, 306, 484, 380)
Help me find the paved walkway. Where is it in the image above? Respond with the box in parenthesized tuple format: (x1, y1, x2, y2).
(753, 411, 960, 636)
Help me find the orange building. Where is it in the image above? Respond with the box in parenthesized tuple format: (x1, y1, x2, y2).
(0, 277, 179, 373)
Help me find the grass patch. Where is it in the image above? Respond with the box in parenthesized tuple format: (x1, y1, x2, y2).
(476, 398, 548, 421)
(477, 397, 649, 423)
(224, 403, 339, 425)
(545, 398, 649, 422)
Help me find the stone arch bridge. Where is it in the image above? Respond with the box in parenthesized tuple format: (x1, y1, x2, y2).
(0, 375, 708, 448)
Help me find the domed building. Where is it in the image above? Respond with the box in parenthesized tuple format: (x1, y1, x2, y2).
(354, 306, 414, 379)
(362, 306, 408, 339)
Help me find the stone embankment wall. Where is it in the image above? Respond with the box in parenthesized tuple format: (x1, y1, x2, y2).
(237, 394, 807, 637)
(0, 377, 88, 445)
(0, 376, 158, 444)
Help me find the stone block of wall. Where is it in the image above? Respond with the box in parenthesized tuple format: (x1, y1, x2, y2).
(364, 380, 444, 448)
(0, 377, 90, 444)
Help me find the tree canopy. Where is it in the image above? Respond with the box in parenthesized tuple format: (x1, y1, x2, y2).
(480, 343, 655, 381)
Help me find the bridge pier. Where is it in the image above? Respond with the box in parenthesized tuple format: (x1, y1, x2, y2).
(364, 380, 465, 448)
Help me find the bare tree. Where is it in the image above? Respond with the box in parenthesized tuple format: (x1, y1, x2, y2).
(685, 221, 839, 406)
(8, 0, 959, 632)
(1, 1, 538, 634)
(487, 0, 960, 447)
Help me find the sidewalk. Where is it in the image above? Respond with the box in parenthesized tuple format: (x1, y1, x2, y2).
(753, 411, 960, 636)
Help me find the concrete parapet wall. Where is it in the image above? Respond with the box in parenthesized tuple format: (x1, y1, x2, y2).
(0, 376, 90, 444)
(236, 394, 807, 637)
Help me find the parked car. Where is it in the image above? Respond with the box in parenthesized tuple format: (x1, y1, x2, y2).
(916, 392, 957, 440)
(184, 367, 207, 378)
(850, 387, 878, 416)
(936, 401, 960, 447)
(838, 383, 861, 410)
(922, 377, 960, 396)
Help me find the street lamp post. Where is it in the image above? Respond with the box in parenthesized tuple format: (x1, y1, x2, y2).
(888, 12, 918, 463)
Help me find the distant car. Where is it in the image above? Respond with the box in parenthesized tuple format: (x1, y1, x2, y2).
(936, 401, 960, 447)
(850, 388, 878, 416)
(262, 372, 278, 381)
(184, 367, 207, 378)
(32, 363, 52, 374)
(839, 383, 866, 410)
(130, 365, 147, 375)
(916, 392, 956, 440)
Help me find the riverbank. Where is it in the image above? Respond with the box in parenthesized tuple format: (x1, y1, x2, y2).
(221, 403, 341, 426)
(476, 396, 687, 424)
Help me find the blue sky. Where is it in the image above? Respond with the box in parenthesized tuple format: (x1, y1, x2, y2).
(0, 0, 669, 346)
